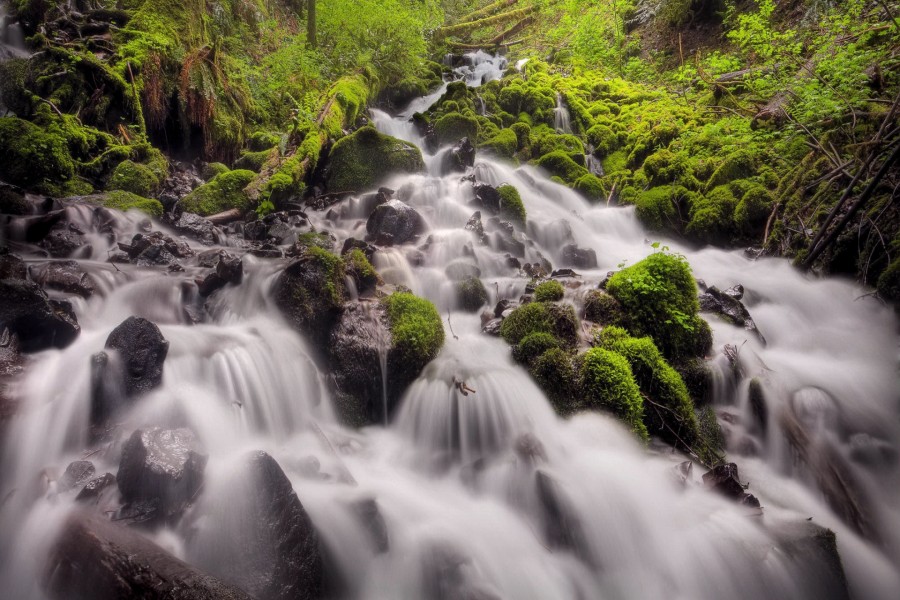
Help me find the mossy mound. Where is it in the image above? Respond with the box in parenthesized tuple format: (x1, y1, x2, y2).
(0, 116, 74, 191)
(274, 246, 347, 348)
(247, 131, 282, 152)
(180, 169, 255, 216)
(202, 162, 230, 181)
(582, 290, 624, 324)
(95, 191, 164, 217)
(325, 126, 425, 192)
(497, 183, 526, 229)
(383, 292, 445, 394)
(706, 150, 757, 191)
(606, 252, 711, 362)
(531, 347, 579, 414)
(534, 150, 589, 184)
(343, 248, 379, 294)
(479, 128, 517, 159)
(107, 160, 163, 197)
(456, 277, 489, 312)
(634, 185, 694, 233)
(578, 348, 649, 441)
(234, 149, 275, 173)
(686, 185, 737, 244)
(574, 174, 604, 201)
(500, 302, 579, 348)
(534, 280, 565, 302)
(434, 112, 480, 146)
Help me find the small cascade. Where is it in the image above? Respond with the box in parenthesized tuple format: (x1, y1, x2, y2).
(554, 93, 572, 134)
(0, 0, 29, 62)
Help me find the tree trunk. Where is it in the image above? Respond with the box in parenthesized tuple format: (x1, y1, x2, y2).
(307, 0, 316, 49)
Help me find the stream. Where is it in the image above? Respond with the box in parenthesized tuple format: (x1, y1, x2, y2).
(1, 51, 899, 600)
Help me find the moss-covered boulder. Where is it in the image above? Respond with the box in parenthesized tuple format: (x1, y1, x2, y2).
(343, 248, 379, 294)
(180, 170, 255, 216)
(606, 252, 711, 362)
(634, 185, 694, 233)
(497, 183, 526, 229)
(383, 291, 445, 407)
(479, 128, 517, 159)
(325, 126, 425, 192)
(686, 185, 737, 244)
(273, 247, 347, 348)
(578, 348, 648, 441)
(456, 277, 489, 312)
(534, 280, 564, 302)
(582, 290, 623, 324)
(500, 302, 579, 348)
(534, 150, 589, 184)
(107, 160, 162, 197)
(0, 116, 74, 191)
(434, 112, 479, 146)
(93, 191, 164, 217)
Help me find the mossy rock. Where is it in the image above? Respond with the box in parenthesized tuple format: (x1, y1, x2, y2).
(94, 191, 164, 217)
(0, 116, 74, 191)
(583, 290, 623, 324)
(686, 185, 737, 244)
(578, 348, 649, 441)
(606, 252, 711, 362)
(734, 184, 772, 235)
(247, 131, 282, 152)
(500, 302, 578, 348)
(234, 149, 275, 173)
(597, 326, 701, 449)
(325, 126, 425, 192)
(534, 150, 589, 184)
(382, 292, 445, 402)
(498, 183, 526, 229)
(343, 248, 379, 294)
(530, 347, 578, 415)
(513, 331, 560, 365)
(534, 280, 564, 302)
(202, 162, 230, 181)
(456, 277, 489, 312)
(706, 150, 757, 191)
(274, 246, 347, 349)
(510, 122, 531, 149)
(574, 174, 604, 201)
(434, 112, 479, 146)
(601, 150, 628, 175)
(635, 185, 694, 233)
(479, 128, 517, 159)
(180, 169, 255, 216)
(586, 123, 620, 155)
(107, 160, 162, 197)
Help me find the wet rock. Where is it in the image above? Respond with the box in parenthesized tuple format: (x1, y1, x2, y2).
(421, 543, 502, 600)
(158, 161, 202, 210)
(493, 299, 512, 318)
(203, 451, 323, 600)
(101, 316, 169, 398)
(848, 433, 898, 469)
(514, 433, 547, 464)
(341, 237, 378, 260)
(560, 244, 598, 269)
(76, 473, 116, 503)
(366, 199, 425, 245)
(45, 512, 251, 600)
(348, 497, 389, 553)
(197, 272, 227, 297)
(124, 231, 193, 266)
(30, 260, 95, 298)
(216, 252, 243, 284)
(441, 137, 476, 175)
(0, 183, 31, 215)
(117, 427, 207, 520)
(243, 219, 269, 241)
(0, 251, 27, 279)
(670, 460, 694, 487)
(701, 462, 747, 501)
(535, 470, 593, 563)
(505, 255, 521, 269)
(59, 461, 96, 492)
(471, 182, 501, 214)
(273, 252, 347, 348)
(748, 378, 768, 435)
(40, 223, 90, 258)
(482, 318, 502, 336)
(699, 285, 766, 345)
(0, 279, 80, 352)
(445, 261, 481, 281)
(464, 211, 488, 246)
(770, 519, 850, 600)
(723, 284, 744, 300)
(329, 301, 392, 426)
(164, 211, 217, 246)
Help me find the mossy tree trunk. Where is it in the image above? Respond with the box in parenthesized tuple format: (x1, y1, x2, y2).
(307, 0, 317, 49)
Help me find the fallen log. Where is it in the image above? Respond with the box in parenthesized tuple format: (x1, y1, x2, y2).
(436, 6, 538, 39)
(454, 0, 519, 25)
(207, 208, 243, 225)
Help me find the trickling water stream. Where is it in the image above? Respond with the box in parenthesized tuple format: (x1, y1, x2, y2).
(1, 52, 899, 600)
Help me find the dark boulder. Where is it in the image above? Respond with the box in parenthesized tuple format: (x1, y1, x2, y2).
(0, 279, 80, 351)
(0, 183, 31, 215)
(197, 451, 323, 600)
(0, 250, 27, 279)
(164, 210, 217, 246)
(341, 237, 377, 260)
(117, 427, 207, 520)
(535, 470, 593, 564)
(471, 182, 501, 214)
(444, 260, 481, 281)
(770, 519, 850, 600)
(122, 231, 193, 266)
(561, 244, 598, 269)
(76, 473, 117, 503)
(59, 461, 96, 492)
(699, 285, 766, 345)
(273, 250, 346, 349)
(701, 462, 747, 501)
(40, 223, 91, 258)
(30, 260, 95, 298)
(100, 316, 168, 398)
(196, 251, 243, 297)
(366, 199, 426, 245)
(465, 211, 488, 245)
(45, 512, 252, 600)
(441, 137, 476, 175)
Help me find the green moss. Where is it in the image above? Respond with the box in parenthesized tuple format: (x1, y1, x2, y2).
(202, 162, 230, 181)
(586, 124, 620, 155)
(574, 174, 605, 201)
(234, 149, 275, 173)
(734, 184, 773, 235)
(583, 290, 623, 324)
(434, 112, 479, 145)
(534, 280, 565, 302)
(578, 348, 649, 441)
(510, 122, 531, 150)
(534, 150, 589, 184)
(706, 150, 757, 191)
(686, 185, 737, 244)
(383, 292, 445, 365)
(597, 326, 700, 448)
(513, 331, 560, 365)
(248, 131, 282, 151)
(456, 276, 489, 312)
(96, 190, 164, 217)
(107, 159, 160, 196)
(325, 126, 424, 192)
(344, 248, 379, 293)
(0, 116, 74, 191)
(479, 128, 517, 159)
(180, 169, 255, 216)
(606, 251, 711, 362)
(498, 183, 526, 228)
(500, 302, 579, 347)
(635, 185, 693, 232)
(531, 132, 584, 158)
(601, 150, 629, 175)
(307, 246, 346, 308)
(530, 347, 578, 414)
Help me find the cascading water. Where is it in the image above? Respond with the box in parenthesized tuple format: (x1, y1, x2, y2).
(0, 0, 28, 62)
(554, 93, 572, 134)
(1, 52, 899, 599)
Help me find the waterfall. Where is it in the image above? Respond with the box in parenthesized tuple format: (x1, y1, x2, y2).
(0, 0, 28, 62)
(1, 51, 899, 599)
(554, 93, 572, 134)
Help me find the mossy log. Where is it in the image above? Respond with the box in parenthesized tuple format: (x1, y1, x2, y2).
(435, 6, 538, 39)
(454, 0, 520, 25)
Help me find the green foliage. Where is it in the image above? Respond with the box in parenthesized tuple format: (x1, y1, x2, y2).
(734, 184, 772, 234)
(97, 190, 164, 217)
(513, 331, 561, 366)
(497, 183, 526, 228)
(606, 250, 711, 362)
(0, 117, 74, 192)
(325, 126, 424, 192)
(180, 169, 255, 216)
(107, 160, 161, 197)
(234, 149, 275, 173)
(706, 150, 757, 191)
(383, 291, 445, 365)
(455, 276, 489, 312)
(579, 347, 649, 441)
(635, 186, 693, 232)
(534, 280, 565, 302)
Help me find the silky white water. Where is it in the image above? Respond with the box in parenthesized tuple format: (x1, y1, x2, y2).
(1, 52, 898, 600)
